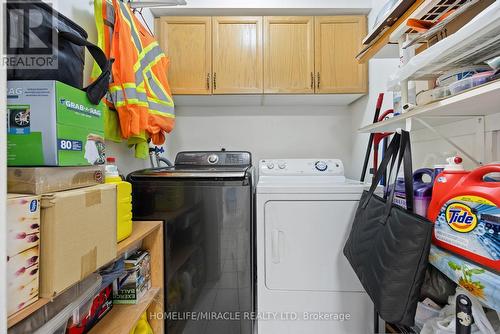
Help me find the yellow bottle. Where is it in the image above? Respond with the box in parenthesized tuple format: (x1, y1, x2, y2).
(129, 312, 154, 334)
(105, 157, 133, 242)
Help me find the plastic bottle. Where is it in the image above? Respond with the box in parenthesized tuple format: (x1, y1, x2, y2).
(413, 168, 435, 217)
(105, 157, 133, 242)
(427, 163, 500, 271)
(428, 155, 467, 218)
(129, 312, 153, 334)
(386, 168, 435, 216)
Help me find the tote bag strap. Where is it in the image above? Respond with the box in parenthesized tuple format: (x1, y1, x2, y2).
(384, 130, 414, 220)
(362, 133, 401, 208)
(58, 30, 112, 105)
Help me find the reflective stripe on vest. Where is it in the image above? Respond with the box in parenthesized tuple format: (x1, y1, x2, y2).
(109, 85, 148, 107)
(117, 1, 143, 52)
(148, 100, 175, 116)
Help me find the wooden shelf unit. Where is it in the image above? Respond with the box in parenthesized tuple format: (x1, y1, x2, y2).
(120, 221, 165, 334)
(8, 221, 165, 333)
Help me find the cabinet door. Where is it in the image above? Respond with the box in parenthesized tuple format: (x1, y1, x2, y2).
(315, 16, 367, 94)
(158, 17, 212, 95)
(264, 16, 315, 94)
(213, 17, 263, 94)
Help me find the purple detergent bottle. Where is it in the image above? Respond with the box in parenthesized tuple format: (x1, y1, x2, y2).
(413, 168, 435, 217)
(385, 170, 409, 209)
(386, 168, 435, 216)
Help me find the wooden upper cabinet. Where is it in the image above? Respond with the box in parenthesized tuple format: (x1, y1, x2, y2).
(264, 16, 315, 94)
(212, 17, 263, 94)
(314, 16, 367, 94)
(158, 17, 212, 95)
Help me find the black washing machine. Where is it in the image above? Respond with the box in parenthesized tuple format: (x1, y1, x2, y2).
(127, 151, 254, 334)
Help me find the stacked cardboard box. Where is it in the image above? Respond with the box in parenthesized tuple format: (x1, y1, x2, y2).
(7, 194, 41, 316)
(6, 80, 118, 318)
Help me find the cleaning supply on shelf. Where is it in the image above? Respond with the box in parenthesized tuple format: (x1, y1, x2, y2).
(428, 163, 500, 271)
(129, 312, 154, 334)
(413, 168, 435, 217)
(387, 170, 408, 209)
(105, 157, 133, 242)
(386, 168, 435, 217)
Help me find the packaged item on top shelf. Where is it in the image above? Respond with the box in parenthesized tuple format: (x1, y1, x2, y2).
(7, 166, 104, 195)
(436, 66, 491, 87)
(428, 163, 500, 271)
(7, 81, 105, 166)
(105, 157, 133, 242)
(39, 184, 117, 298)
(485, 55, 500, 70)
(416, 86, 450, 106)
(7, 194, 40, 256)
(113, 250, 152, 304)
(448, 71, 496, 95)
(7, 246, 40, 317)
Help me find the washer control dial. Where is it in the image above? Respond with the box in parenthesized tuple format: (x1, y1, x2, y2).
(315, 161, 328, 172)
(208, 154, 219, 164)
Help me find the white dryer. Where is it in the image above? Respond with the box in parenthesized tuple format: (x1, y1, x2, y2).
(256, 159, 373, 334)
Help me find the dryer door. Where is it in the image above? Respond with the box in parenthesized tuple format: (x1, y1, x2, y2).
(264, 200, 363, 292)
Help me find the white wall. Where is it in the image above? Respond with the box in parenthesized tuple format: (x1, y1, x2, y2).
(165, 106, 354, 168)
(51, 0, 154, 175)
(349, 58, 399, 180)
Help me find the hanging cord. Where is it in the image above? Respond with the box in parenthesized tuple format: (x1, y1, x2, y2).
(126, 0, 155, 36)
(137, 8, 155, 36)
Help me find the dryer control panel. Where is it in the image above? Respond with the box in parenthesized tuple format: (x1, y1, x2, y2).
(259, 159, 344, 176)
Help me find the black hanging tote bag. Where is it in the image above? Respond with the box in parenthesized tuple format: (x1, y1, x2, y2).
(343, 131, 433, 327)
(6, 0, 111, 104)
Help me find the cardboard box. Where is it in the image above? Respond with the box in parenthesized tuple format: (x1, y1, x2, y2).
(7, 246, 40, 316)
(7, 194, 41, 257)
(40, 184, 117, 298)
(113, 250, 151, 304)
(8, 166, 105, 195)
(7, 80, 105, 166)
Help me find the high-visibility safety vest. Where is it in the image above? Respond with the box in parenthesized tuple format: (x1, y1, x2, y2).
(92, 0, 175, 147)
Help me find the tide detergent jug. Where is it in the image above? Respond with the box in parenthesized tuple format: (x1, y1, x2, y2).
(105, 157, 133, 242)
(427, 164, 500, 271)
